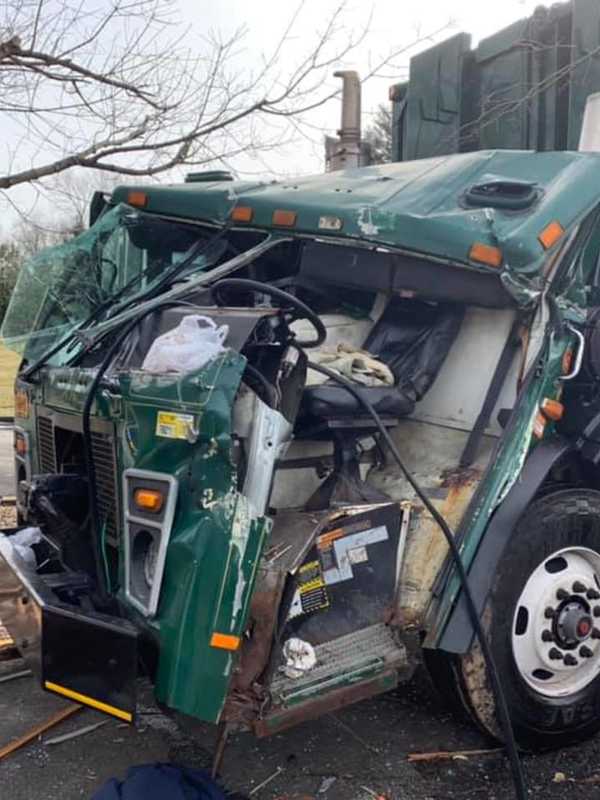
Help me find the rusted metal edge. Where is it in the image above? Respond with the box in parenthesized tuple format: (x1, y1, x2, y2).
(252, 669, 398, 738)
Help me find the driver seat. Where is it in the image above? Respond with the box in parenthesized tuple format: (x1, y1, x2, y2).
(298, 297, 464, 509)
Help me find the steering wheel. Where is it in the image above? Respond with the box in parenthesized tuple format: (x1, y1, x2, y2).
(211, 278, 326, 348)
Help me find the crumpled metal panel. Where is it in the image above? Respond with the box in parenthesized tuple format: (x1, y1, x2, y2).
(116, 352, 272, 724)
(113, 149, 600, 307)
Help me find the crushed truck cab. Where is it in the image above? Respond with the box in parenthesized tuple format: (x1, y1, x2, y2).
(4, 151, 600, 749)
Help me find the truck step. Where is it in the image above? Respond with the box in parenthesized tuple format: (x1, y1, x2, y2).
(270, 622, 406, 705)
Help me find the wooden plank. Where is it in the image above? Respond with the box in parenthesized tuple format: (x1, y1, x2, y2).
(0, 704, 82, 761)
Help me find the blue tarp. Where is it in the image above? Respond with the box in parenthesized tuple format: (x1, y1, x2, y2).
(91, 763, 228, 800)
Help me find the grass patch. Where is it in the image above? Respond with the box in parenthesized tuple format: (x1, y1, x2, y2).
(0, 343, 19, 417)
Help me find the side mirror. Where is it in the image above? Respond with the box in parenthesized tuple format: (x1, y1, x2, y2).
(89, 191, 110, 227)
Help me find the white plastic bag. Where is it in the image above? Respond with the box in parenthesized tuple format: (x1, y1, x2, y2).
(281, 637, 317, 679)
(4, 526, 42, 567)
(141, 315, 229, 374)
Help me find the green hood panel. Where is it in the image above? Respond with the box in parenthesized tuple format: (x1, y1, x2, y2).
(112, 150, 600, 302)
(116, 353, 271, 724)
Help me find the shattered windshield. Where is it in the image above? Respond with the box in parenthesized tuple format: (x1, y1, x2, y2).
(1, 203, 213, 364)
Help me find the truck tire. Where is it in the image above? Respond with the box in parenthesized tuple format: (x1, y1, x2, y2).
(428, 489, 600, 750)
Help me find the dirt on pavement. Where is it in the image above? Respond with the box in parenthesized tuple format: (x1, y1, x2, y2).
(2, 661, 600, 800)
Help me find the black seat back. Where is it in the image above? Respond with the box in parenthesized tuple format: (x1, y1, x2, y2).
(299, 297, 464, 424)
(364, 297, 464, 402)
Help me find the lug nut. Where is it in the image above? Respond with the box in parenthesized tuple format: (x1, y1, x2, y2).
(594, 606, 600, 617)
(580, 645, 594, 658)
(592, 628, 600, 639)
(564, 654, 578, 666)
(544, 607, 556, 619)
(549, 647, 563, 660)
(573, 581, 587, 593)
(588, 589, 600, 600)
(557, 588, 570, 601)
(541, 630, 554, 642)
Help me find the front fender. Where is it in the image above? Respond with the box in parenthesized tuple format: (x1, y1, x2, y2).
(430, 437, 572, 654)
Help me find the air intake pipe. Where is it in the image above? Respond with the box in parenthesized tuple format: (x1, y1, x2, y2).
(579, 92, 600, 152)
(327, 70, 362, 170)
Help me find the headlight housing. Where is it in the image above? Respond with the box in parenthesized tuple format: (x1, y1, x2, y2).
(123, 470, 178, 617)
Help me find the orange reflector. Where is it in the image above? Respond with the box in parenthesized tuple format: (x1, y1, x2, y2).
(541, 398, 564, 422)
(14, 390, 29, 419)
(134, 488, 164, 513)
(538, 220, 564, 250)
(230, 206, 253, 223)
(272, 209, 297, 227)
(533, 412, 546, 439)
(468, 243, 503, 268)
(15, 434, 26, 456)
(562, 347, 574, 375)
(210, 632, 241, 651)
(127, 191, 148, 208)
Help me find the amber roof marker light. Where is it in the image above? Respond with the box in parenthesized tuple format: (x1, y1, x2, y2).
(127, 190, 148, 208)
(539, 220, 565, 250)
(469, 242, 503, 268)
(272, 209, 297, 227)
(230, 206, 253, 223)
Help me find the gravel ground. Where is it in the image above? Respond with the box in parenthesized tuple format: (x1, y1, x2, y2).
(2, 661, 600, 800)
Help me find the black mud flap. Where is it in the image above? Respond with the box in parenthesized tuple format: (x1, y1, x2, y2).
(42, 605, 138, 723)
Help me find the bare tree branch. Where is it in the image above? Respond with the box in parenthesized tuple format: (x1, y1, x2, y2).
(0, 0, 449, 198)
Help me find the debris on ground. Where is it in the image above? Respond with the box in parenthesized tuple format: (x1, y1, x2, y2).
(407, 746, 503, 763)
(44, 718, 110, 746)
(0, 668, 31, 684)
(359, 787, 390, 800)
(248, 766, 284, 796)
(317, 776, 337, 793)
(0, 703, 82, 761)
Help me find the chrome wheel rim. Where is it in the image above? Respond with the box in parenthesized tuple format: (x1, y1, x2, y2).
(512, 546, 600, 697)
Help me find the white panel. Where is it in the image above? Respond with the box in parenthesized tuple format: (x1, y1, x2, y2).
(412, 307, 519, 435)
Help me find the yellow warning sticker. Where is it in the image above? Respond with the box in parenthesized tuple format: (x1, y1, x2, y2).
(298, 560, 329, 614)
(155, 411, 195, 440)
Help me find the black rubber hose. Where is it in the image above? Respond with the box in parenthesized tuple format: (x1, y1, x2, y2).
(305, 359, 528, 800)
(82, 301, 184, 601)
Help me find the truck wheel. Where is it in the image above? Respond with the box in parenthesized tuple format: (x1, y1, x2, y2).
(430, 490, 600, 750)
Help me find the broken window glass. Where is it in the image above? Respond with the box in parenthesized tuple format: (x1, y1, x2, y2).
(1, 204, 214, 365)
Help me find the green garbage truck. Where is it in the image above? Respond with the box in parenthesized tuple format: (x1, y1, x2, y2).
(4, 145, 600, 755)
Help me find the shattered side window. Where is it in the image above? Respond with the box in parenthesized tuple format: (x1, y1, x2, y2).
(1, 204, 211, 364)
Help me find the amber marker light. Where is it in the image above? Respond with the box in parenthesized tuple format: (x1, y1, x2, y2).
(562, 348, 574, 375)
(538, 220, 564, 250)
(14, 433, 26, 456)
(14, 389, 29, 419)
(210, 632, 241, 651)
(272, 209, 297, 227)
(134, 488, 164, 513)
(468, 242, 503, 268)
(127, 191, 148, 208)
(230, 206, 253, 223)
(540, 398, 565, 422)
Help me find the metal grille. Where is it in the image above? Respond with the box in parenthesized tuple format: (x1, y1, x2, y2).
(36, 416, 56, 473)
(90, 431, 120, 545)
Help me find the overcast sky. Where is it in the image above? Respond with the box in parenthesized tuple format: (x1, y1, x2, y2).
(1, 0, 554, 232)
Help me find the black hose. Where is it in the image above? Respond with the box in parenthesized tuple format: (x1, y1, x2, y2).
(82, 301, 185, 601)
(305, 358, 528, 800)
